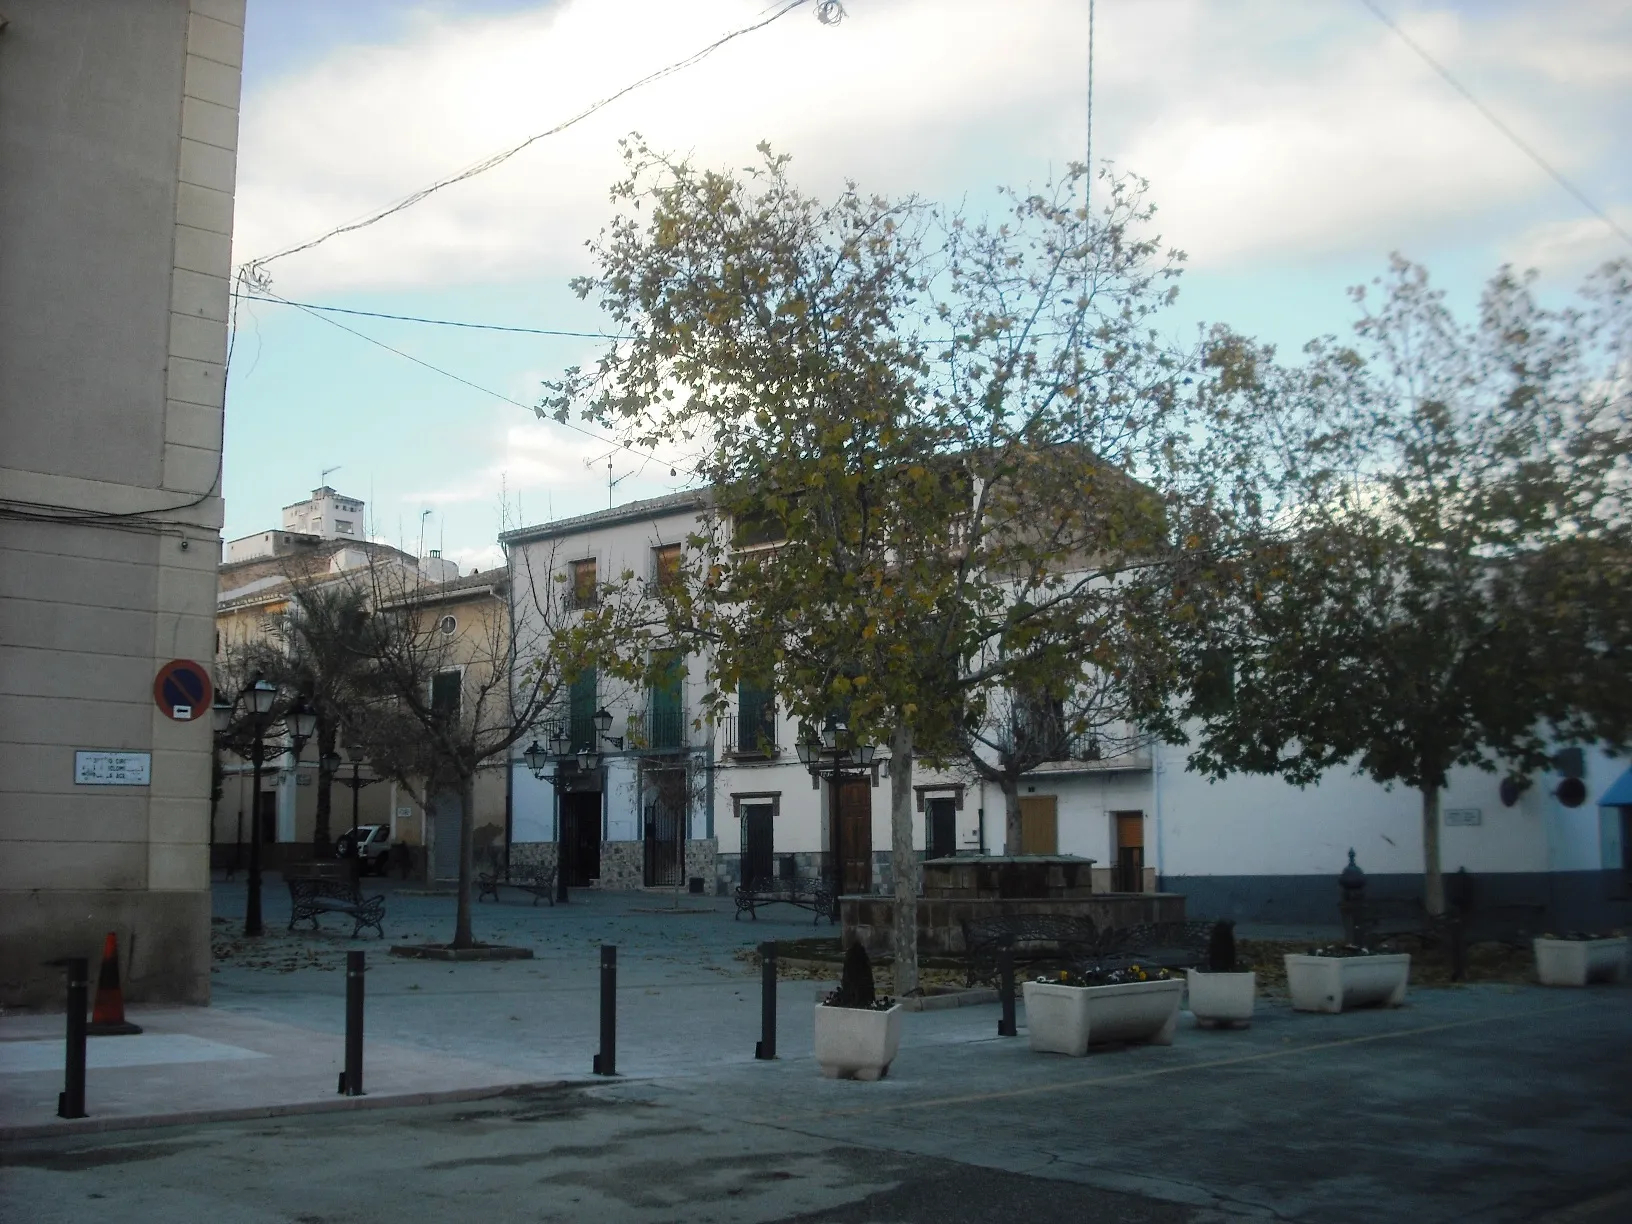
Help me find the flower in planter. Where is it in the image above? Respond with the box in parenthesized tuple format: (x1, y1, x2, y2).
(1036, 964, 1172, 987)
(1307, 943, 1397, 958)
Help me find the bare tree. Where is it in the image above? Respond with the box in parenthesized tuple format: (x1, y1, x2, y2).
(355, 545, 575, 949)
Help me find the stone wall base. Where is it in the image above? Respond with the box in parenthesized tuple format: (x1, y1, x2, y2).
(684, 839, 717, 892)
(1, 889, 210, 1008)
(597, 841, 643, 890)
(841, 893, 1187, 958)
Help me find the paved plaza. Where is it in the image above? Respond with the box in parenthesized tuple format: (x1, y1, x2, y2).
(2, 879, 1630, 1222)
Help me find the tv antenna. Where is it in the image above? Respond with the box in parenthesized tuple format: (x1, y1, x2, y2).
(320, 464, 342, 490)
(587, 445, 636, 508)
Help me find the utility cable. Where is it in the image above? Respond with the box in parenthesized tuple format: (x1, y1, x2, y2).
(241, 0, 814, 283)
(252, 288, 698, 478)
(232, 292, 616, 338)
(1358, 0, 1632, 253)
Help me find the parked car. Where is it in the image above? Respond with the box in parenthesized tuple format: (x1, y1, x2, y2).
(335, 824, 392, 875)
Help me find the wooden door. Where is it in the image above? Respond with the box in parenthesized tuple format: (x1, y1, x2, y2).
(1113, 810, 1145, 892)
(561, 791, 602, 886)
(741, 804, 774, 888)
(836, 779, 872, 894)
(1018, 795, 1058, 855)
(927, 797, 957, 860)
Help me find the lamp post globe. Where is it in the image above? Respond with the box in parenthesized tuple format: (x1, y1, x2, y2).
(249, 678, 277, 716)
(212, 693, 235, 735)
(523, 740, 548, 776)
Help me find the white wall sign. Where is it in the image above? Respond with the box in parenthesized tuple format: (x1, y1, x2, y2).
(1444, 807, 1482, 827)
(75, 751, 152, 786)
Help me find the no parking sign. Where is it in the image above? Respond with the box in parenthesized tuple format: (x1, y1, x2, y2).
(153, 659, 213, 721)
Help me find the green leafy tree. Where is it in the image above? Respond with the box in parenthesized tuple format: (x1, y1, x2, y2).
(547, 140, 1224, 990)
(1171, 257, 1631, 914)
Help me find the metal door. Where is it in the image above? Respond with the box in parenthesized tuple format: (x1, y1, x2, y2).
(741, 804, 774, 888)
(560, 791, 602, 886)
(644, 799, 684, 886)
(927, 797, 957, 860)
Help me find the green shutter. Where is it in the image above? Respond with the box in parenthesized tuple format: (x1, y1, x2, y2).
(569, 667, 597, 751)
(650, 654, 683, 749)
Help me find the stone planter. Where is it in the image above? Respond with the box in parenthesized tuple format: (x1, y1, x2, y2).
(813, 1003, 903, 1080)
(1184, 969, 1257, 1028)
(1533, 937, 1629, 987)
(1022, 978, 1183, 1056)
(1284, 953, 1410, 1013)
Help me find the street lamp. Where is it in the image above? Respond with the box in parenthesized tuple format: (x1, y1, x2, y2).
(335, 737, 383, 883)
(797, 713, 877, 917)
(213, 677, 316, 936)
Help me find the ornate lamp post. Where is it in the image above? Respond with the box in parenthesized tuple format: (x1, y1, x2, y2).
(524, 709, 618, 903)
(796, 714, 876, 918)
(331, 738, 383, 882)
(213, 678, 316, 937)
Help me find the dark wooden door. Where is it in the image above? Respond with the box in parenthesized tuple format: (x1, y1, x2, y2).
(927, 797, 957, 860)
(837, 779, 872, 894)
(1114, 810, 1145, 892)
(561, 791, 602, 886)
(256, 789, 277, 843)
(741, 804, 774, 888)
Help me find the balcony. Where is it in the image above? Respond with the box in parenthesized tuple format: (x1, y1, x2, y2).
(559, 588, 598, 612)
(644, 705, 687, 753)
(1001, 724, 1153, 774)
(722, 709, 779, 758)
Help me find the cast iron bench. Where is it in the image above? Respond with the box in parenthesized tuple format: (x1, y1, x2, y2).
(287, 877, 386, 939)
(733, 876, 836, 923)
(477, 857, 557, 906)
(961, 915, 1216, 986)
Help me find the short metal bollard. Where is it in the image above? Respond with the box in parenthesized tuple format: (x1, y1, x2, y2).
(58, 957, 89, 1119)
(996, 934, 1017, 1038)
(338, 950, 365, 1096)
(592, 945, 617, 1076)
(755, 941, 777, 1060)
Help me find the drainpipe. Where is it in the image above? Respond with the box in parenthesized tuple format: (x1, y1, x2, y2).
(1152, 742, 1165, 886)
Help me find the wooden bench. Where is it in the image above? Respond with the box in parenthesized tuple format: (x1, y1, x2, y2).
(733, 876, 836, 923)
(961, 915, 1216, 986)
(287, 877, 386, 939)
(477, 857, 557, 906)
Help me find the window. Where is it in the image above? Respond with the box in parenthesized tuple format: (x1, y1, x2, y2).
(431, 670, 462, 722)
(732, 507, 786, 548)
(438, 614, 457, 636)
(569, 558, 598, 609)
(335, 520, 355, 535)
(736, 678, 776, 754)
(649, 652, 684, 750)
(652, 543, 682, 589)
(569, 667, 597, 751)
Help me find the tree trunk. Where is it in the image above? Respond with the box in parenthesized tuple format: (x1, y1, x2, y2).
(452, 771, 478, 949)
(889, 724, 919, 998)
(312, 720, 338, 852)
(1420, 785, 1444, 917)
(1002, 780, 1023, 856)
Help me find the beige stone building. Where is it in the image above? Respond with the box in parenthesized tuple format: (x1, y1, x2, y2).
(0, 1, 245, 1005)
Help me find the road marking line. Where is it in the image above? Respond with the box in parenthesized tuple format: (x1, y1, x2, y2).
(798, 999, 1595, 1119)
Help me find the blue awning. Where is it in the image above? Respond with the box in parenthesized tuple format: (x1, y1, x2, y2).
(1599, 766, 1632, 807)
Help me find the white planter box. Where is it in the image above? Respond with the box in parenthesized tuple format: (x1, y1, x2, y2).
(1022, 978, 1183, 1056)
(1284, 953, 1410, 1013)
(1184, 969, 1257, 1028)
(813, 1003, 902, 1080)
(1533, 937, 1629, 987)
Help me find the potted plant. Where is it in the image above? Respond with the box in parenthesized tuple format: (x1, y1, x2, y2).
(1022, 963, 1183, 1057)
(1532, 932, 1629, 987)
(1185, 920, 1256, 1028)
(814, 943, 902, 1080)
(1284, 944, 1410, 1013)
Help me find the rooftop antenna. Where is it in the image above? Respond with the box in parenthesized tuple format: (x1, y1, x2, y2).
(320, 464, 341, 492)
(418, 509, 432, 557)
(587, 445, 634, 508)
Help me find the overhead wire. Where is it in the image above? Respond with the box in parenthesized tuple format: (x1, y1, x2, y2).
(1357, 0, 1632, 253)
(251, 288, 699, 479)
(232, 292, 617, 338)
(240, 0, 813, 283)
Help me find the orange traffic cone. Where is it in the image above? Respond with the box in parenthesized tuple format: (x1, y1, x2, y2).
(87, 932, 142, 1036)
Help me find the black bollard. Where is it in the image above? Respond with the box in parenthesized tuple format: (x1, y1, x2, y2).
(593, 945, 617, 1076)
(338, 950, 365, 1096)
(58, 957, 88, 1119)
(755, 941, 777, 1060)
(996, 934, 1017, 1038)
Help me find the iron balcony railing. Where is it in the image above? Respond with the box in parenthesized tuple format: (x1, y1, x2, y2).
(722, 708, 779, 757)
(999, 723, 1153, 772)
(645, 704, 686, 752)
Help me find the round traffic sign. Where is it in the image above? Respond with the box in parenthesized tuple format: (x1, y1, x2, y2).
(153, 659, 213, 721)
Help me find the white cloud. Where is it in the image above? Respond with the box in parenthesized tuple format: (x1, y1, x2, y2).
(233, 0, 1630, 293)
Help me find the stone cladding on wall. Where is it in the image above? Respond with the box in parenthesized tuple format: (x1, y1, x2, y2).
(596, 840, 644, 890)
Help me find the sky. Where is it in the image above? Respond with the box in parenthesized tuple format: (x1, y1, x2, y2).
(223, 0, 1632, 574)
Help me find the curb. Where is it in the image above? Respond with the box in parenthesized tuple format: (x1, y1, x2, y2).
(0, 1079, 585, 1142)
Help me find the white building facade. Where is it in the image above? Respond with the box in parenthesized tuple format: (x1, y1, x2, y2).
(502, 492, 1632, 931)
